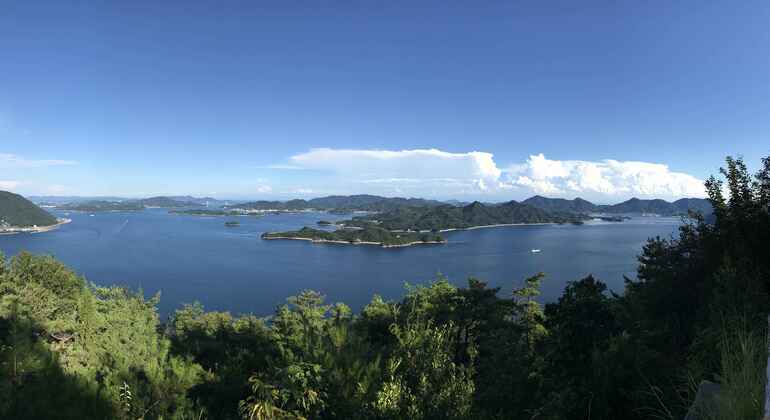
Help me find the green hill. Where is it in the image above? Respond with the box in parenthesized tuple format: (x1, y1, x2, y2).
(599, 197, 712, 215)
(0, 191, 58, 227)
(344, 200, 585, 231)
(522, 195, 598, 213)
(522, 195, 712, 216)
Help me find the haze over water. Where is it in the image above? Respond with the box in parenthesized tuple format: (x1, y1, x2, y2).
(0, 209, 681, 317)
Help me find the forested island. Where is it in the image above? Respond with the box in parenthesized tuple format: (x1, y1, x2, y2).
(262, 226, 445, 247)
(262, 200, 584, 247)
(57, 200, 145, 212)
(1, 155, 768, 420)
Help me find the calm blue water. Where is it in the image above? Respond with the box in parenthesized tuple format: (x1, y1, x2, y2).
(0, 209, 681, 317)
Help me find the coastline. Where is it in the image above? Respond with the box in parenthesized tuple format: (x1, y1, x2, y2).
(261, 236, 446, 248)
(439, 222, 555, 233)
(0, 218, 72, 235)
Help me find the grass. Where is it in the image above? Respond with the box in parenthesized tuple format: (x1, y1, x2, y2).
(692, 316, 767, 420)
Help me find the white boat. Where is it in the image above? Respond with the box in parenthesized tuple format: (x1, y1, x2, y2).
(531, 249, 541, 253)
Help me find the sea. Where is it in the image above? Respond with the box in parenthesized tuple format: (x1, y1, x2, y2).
(0, 208, 682, 318)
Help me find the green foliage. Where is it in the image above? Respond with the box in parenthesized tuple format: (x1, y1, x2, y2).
(371, 321, 475, 420)
(703, 317, 766, 420)
(0, 252, 204, 420)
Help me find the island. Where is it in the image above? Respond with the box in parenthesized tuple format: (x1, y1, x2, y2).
(316, 220, 335, 226)
(1, 191, 70, 234)
(261, 201, 588, 248)
(262, 226, 445, 247)
(57, 200, 145, 212)
(224, 221, 240, 227)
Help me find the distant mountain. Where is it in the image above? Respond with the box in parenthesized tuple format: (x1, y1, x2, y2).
(232, 195, 444, 212)
(137, 196, 200, 208)
(671, 198, 714, 215)
(599, 197, 712, 216)
(163, 196, 223, 206)
(522, 195, 598, 214)
(0, 191, 58, 227)
(345, 200, 584, 231)
(30, 196, 129, 205)
(521, 195, 712, 216)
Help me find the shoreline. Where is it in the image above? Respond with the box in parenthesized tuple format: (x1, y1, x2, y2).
(438, 222, 555, 233)
(261, 236, 446, 248)
(0, 218, 72, 235)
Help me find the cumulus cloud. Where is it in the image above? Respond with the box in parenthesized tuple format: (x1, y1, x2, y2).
(505, 154, 706, 198)
(0, 153, 77, 168)
(0, 180, 20, 190)
(275, 148, 705, 199)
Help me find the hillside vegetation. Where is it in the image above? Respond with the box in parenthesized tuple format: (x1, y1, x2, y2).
(344, 200, 584, 231)
(0, 191, 58, 227)
(523, 195, 713, 216)
(1, 155, 768, 419)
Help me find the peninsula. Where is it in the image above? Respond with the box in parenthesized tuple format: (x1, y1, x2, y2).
(0, 191, 68, 234)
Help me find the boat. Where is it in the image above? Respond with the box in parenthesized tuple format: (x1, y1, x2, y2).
(531, 249, 541, 253)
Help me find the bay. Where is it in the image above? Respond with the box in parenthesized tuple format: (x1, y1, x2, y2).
(0, 208, 681, 317)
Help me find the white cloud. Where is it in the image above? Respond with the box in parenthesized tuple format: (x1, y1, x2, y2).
(0, 180, 20, 190)
(505, 154, 706, 199)
(275, 148, 706, 200)
(0, 153, 78, 168)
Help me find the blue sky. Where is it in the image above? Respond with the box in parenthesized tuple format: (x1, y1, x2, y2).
(1, 1, 768, 202)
